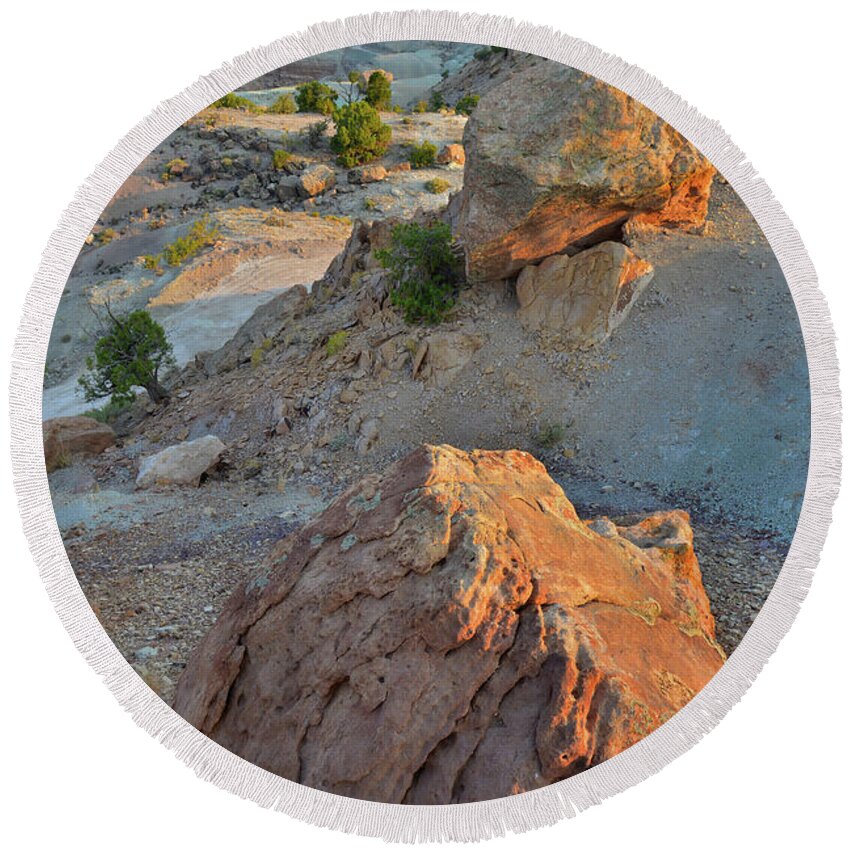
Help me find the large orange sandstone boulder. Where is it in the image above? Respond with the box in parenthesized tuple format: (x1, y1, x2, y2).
(43, 415, 116, 472)
(458, 57, 715, 282)
(174, 445, 724, 804)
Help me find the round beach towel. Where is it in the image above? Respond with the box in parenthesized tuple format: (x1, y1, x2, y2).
(9, 11, 840, 842)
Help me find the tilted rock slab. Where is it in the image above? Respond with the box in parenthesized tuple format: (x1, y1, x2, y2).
(517, 241, 654, 349)
(174, 445, 724, 803)
(136, 434, 226, 488)
(458, 56, 715, 281)
(43, 415, 116, 472)
(412, 331, 485, 388)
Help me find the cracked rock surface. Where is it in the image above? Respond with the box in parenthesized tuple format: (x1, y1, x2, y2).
(174, 444, 724, 803)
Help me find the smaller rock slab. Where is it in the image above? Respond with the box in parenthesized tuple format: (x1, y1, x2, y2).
(517, 241, 654, 349)
(436, 143, 465, 166)
(297, 164, 336, 198)
(136, 435, 226, 488)
(43, 416, 116, 472)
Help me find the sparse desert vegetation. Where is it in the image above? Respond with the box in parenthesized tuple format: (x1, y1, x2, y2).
(424, 177, 450, 194)
(325, 329, 349, 356)
(330, 101, 392, 166)
(272, 148, 292, 170)
(141, 216, 219, 272)
(377, 220, 460, 323)
(295, 80, 338, 115)
(409, 139, 437, 168)
(454, 93, 479, 115)
(213, 92, 264, 114)
(267, 93, 297, 114)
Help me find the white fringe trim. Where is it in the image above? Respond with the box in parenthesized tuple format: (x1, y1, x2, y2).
(8, 10, 841, 842)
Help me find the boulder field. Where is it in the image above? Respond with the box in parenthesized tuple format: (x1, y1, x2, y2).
(458, 56, 715, 282)
(174, 444, 724, 804)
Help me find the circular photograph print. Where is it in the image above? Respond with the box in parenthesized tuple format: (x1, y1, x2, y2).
(41, 39, 810, 809)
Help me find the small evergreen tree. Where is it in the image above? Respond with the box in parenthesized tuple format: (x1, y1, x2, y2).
(304, 119, 330, 149)
(78, 308, 175, 405)
(341, 71, 362, 105)
(376, 221, 461, 324)
(363, 71, 392, 111)
(428, 91, 446, 111)
(454, 94, 480, 116)
(212, 92, 264, 113)
(295, 81, 338, 115)
(409, 140, 437, 168)
(330, 102, 392, 167)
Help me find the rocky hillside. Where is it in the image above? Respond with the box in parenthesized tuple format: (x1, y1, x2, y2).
(174, 444, 724, 804)
(431, 45, 523, 104)
(47, 45, 809, 771)
(44, 102, 466, 419)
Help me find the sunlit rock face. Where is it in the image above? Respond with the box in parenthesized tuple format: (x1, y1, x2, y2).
(174, 444, 723, 804)
(458, 57, 715, 282)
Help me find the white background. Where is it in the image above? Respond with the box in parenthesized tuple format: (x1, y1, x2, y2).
(1, 1, 847, 846)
